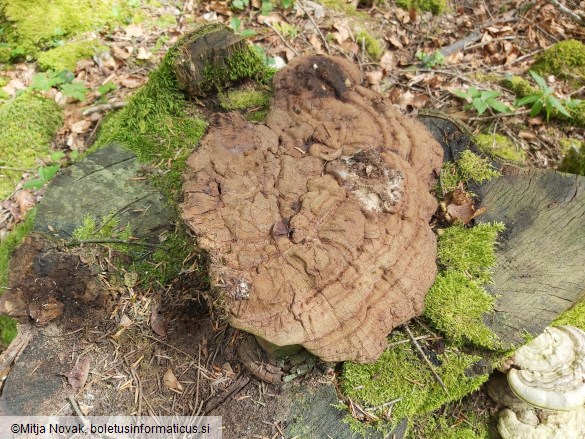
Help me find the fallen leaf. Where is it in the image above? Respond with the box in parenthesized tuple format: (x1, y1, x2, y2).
(150, 300, 166, 337)
(119, 76, 143, 89)
(442, 189, 486, 224)
(519, 131, 537, 140)
(386, 35, 403, 49)
(125, 24, 144, 38)
(15, 190, 35, 215)
(365, 70, 383, 86)
(71, 120, 91, 134)
(163, 368, 183, 392)
(119, 314, 133, 328)
(136, 47, 152, 60)
(380, 52, 395, 71)
(62, 358, 90, 391)
(332, 22, 352, 44)
(111, 46, 131, 60)
(207, 0, 232, 16)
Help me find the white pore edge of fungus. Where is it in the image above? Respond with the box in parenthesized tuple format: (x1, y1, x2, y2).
(507, 325, 585, 411)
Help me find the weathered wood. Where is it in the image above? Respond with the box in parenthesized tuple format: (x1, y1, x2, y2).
(477, 168, 585, 347)
(34, 144, 174, 242)
(173, 24, 248, 96)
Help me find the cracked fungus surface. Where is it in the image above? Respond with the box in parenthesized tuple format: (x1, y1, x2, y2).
(181, 55, 443, 362)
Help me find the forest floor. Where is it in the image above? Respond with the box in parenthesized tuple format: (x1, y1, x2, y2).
(0, 0, 584, 438)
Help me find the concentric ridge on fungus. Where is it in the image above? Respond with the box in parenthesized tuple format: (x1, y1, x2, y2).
(181, 55, 443, 362)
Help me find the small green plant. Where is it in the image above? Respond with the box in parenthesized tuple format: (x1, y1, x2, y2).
(22, 151, 65, 190)
(453, 87, 512, 115)
(514, 71, 572, 121)
(229, 16, 257, 38)
(416, 50, 445, 68)
(31, 69, 88, 101)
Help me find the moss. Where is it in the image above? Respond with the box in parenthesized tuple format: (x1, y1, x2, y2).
(341, 328, 489, 432)
(0, 0, 129, 55)
(553, 299, 585, 331)
(424, 223, 505, 348)
(532, 39, 585, 82)
(0, 209, 35, 346)
(440, 151, 500, 192)
(501, 75, 536, 98)
(558, 140, 585, 175)
(415, 408, 494, 439)
(475, 133, 525, 164)
(37, 39, 106, 71)
(316, 0, 357, 13)
(356, 30, 383, 61)
(218, 88, 270, 111)
(0, 92, 63, 198)
(93, 46, 208, 201)
(396, 0, 448, 14)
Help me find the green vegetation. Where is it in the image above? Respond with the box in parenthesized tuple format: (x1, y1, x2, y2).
(37, 39, 106, 71)
(452, 87, 512, 116)
(554, 300, 585, 331)
(219, 87, 270, 121)
(425, 223, 505, 348)
(475, 133, 525, 164)
(356, 29, 383, 61)
(558, 140, 585, 176)
(0, 209, 36, 346)
(531, 39, 585, 82)
(72, 212, 131, 242)
(441, 151, 500, 192)
(0, 0, 130, 58)
(515, 71, 572, 121)
(0, 93, 63, 198)
(396, 0, 448, 14)
(417, 50, 446, 68)
(341, 327, 489, 433)
(415, 407, 494, 439)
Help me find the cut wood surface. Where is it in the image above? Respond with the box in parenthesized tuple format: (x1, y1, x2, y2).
(477, 168, 585, 347)
(34, 145, 174, 242)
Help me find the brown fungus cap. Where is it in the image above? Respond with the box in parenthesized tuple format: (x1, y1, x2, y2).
(181, 55, 443, 362)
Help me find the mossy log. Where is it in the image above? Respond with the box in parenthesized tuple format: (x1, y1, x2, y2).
(173, 23, 255, 96)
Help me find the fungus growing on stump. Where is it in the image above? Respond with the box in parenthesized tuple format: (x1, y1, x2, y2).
(181, 55, 443, 362)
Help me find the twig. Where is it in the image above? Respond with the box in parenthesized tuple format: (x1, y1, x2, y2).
(297, 0, 331, 54)
(403, 323, 450, 398)
(68, 396, 91, 430)
(547, 0, 585, 25)
(67, 239, 163, 248)
(203, 376, 250, 413)
(0, 166, 31, 172)
(82, 101, 127, 116)
(264, 22, 299, 57)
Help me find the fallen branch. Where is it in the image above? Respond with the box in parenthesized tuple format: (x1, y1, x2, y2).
(264, 21, 299, 57)
(403, 323, 450, 398)
(202, 376, 250, 413)
(82, 101, 127, 116)
(547, 0, 585, 26)
(67, 239, 163, 248)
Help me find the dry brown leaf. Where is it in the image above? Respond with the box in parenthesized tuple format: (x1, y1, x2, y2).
(15, 190, 35, 215)
(125, 24, 144, 38)
(29, 297, 64, 325)
(119, 314, 133, 328)
(62, 358, 91, 391)
(150, 301, 166, 337)
(519, 131, 537, 140)
(365, 70, 383, 86)
(163, 368, 183, 392)
(443, 189, 485, 224)
(136, 47, 152, 60)
(119, 76, 143, 89)
(308, 34, 323, 52)
(71, 120, 91, 134)
(111, 46, 131, 60)
(386, 35, 403, 49)
(207, 0, 232, 16)
(332, 22, 352, 44)
(380, 52, 395, 71)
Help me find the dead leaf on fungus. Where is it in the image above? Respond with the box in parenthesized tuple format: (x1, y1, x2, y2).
(181, 55, 443, 363)
(440, 188, 486, 224)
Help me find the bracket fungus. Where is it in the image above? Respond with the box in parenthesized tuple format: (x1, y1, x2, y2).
(506, 325, 585, 411)
(181, 55, 443, 362)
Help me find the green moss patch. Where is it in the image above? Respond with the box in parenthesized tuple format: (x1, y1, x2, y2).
(37, 39, 106, 71)
(475, 134, 525, 164)
(532, 39, 585, 82)
(0, 209, 36, 346)
(0, 93, 63, 198)
(0, 0, 128, 55)
(356, 30, 383, 61)
(440, 151, 500, 192)
(219, 88, 270, 111)
(93, 48, 207, 201)
(558, 140, 585, 176)
(553, 300, 585, 332)
(425, 223, 504, 348)
(415, 405, 494, 439)
(341, 328, 488, 433)
(396, 0, 448, 14)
